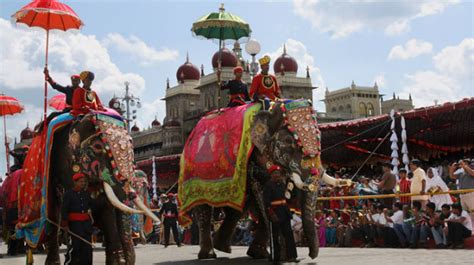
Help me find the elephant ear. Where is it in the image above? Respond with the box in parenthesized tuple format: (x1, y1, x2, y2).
(251, 106, 284, 153)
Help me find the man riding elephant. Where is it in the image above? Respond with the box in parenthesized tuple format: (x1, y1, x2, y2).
(178, 99, 350, 260)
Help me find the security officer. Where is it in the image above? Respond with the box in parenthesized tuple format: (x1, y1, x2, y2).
(159, 193, 181, 247)
(61, 173, 93, 265)
(263, 165, 298, 263)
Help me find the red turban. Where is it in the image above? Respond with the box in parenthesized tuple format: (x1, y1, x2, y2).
(72, 173, 85, 181)
(233, 66, 243, 74)
(267, 165, 281, 174)
(167, 193, 174, 198)
(70, 74, 81, 80)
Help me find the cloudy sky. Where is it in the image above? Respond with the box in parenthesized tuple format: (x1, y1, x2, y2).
(0, 0, 473, 173)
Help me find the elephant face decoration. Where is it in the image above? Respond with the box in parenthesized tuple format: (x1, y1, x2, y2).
(251, 99, 323, 193)
(67, 114, 160, 222)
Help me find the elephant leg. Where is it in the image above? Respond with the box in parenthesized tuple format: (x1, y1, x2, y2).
(97, 195, 126, 265)
(117, 211, 135, 265)
(247, 180, 269, 259)
(301, 191, 319, 259)
(213, 207, 242, 253)
(45, 192, 60, 265)
(194, 205, 216, 259)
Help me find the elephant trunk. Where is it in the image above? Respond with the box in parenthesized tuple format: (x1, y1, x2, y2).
(291, 172, 308, 190)
(301, 190, 319, 259)
(103, 182, 144, 214)
(133, 196, 161, 223)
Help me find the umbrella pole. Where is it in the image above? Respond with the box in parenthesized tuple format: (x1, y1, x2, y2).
(3, 115, 10, 174)
(43, 29, 50, 131)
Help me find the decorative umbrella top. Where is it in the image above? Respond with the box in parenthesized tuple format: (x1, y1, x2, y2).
(191, 4, 251, 42)
(12, 0, 83, 31)
(0, 95, 24, 116)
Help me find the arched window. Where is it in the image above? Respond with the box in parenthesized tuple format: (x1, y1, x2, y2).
(367, 103, 374, 116)
(338, 105, 344, 112)
(359, 102, 367, 116)
(346, 104, 352, 113)
(332, 107, 337, 112)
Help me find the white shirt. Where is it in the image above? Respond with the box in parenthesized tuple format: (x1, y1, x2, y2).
(448, 211, 473, 231)
(378, 214, 389, 227)
(391, 210, 404, 225)
(371, 213, 380, 223)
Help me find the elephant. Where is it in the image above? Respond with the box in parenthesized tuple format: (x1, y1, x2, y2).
(183, 100, 350, 260)
(44, 113, 159, 265)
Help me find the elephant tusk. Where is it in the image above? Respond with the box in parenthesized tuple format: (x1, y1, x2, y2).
(291, 172, 308, 190)
(321, 172, 352, 187)
(133, 196, 161, 223)
(103, 182, 144, 214)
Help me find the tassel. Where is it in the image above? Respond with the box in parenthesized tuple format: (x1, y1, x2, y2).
(403, 154, 410, 164)
(391, 150, 399, 158)
(390, 133, 398, 142)
(392, 167, 399, 175)
(391, 120, 395, 130)
(391, 141, 398, 150)
(391, 158, 399, 166)
(402, 143, 408, 154)
(401, 130, 407, 142)
(401, 116, 406, 129)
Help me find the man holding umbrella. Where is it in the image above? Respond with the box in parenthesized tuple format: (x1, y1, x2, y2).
(250, 55, 281, 106)
(44, 67, 80, 110)
(220, 66, 250, 107)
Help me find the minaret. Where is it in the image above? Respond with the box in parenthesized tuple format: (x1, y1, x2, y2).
(306, 66, 310, 78)
(201, 64, 205, 77)
(166, 78, 170, 89)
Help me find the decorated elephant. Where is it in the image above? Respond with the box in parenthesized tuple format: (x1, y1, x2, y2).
(178, 99, 349, 260)
(39, 113, 158, 264)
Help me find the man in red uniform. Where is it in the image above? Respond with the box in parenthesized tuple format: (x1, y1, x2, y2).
(71, 71, 104, 117)
(249, 55, 281, 102)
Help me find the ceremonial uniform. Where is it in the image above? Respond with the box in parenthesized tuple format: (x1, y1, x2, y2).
(263, 174, 297, 262)
(159, 196, 181, 247)
(221, 79, 250, 107)
(71, 88, 104, 116)
(61, 187, 93, 265)
(249, 73, 281, 101)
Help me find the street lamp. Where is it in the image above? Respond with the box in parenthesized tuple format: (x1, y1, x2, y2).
(114, 81, 142, 133)
(245, 39, 261, 78)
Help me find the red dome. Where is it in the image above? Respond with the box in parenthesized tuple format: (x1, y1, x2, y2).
(151, 118, 161, 127)
(273, 46, 298, 74)
(176, 54, 200, 82)
(20, 126, 33, 141)
(108, 97, 120, 109)
(163, 120, 181, 128)
(212, 48, 237, 68)
(131, 124, 140, 132)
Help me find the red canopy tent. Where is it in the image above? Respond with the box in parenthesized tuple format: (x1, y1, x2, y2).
(319, 98, 474, 166)
(136, 154, 181, 189)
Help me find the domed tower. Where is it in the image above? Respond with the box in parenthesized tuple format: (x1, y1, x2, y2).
(176, 53, 200, 83)
(272, 44, 313, 101)
(212, 47, 237, 69)
(20, 124, 33, 142)
(274, 44, 298, 75)
(131, 123, 140, 133)
(151, 116, 161, 128)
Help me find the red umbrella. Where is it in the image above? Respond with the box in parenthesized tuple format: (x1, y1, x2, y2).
(0, 95, 24, 173)
(11, 0, 83, 128)
(48, 94, 68, 111)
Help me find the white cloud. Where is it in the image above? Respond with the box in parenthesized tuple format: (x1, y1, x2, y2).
(388, 39, 433, 60)
(293, 0, 459, 38)
(268, 39, 326, 110)
(102, 33, 179, 66)
(385, 19, 411, 36)
(373, 73, 386, 88)
(138, 98, 167, 130)
(0, 18, 146, 98)
(400, 38, 473, 107)
(433, 38, 474, 79)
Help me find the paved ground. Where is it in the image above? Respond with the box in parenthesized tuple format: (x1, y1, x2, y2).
(1, 244, 473, 265)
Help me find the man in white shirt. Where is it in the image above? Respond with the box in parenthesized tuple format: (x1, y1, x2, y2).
(375, 204, 398, 247)
(385, 203, 407, 247)
(446, 204, 473, 248)
(409, 159, 429, 207)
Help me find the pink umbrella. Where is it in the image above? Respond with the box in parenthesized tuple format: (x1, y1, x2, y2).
(48, 94, 68, 111)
